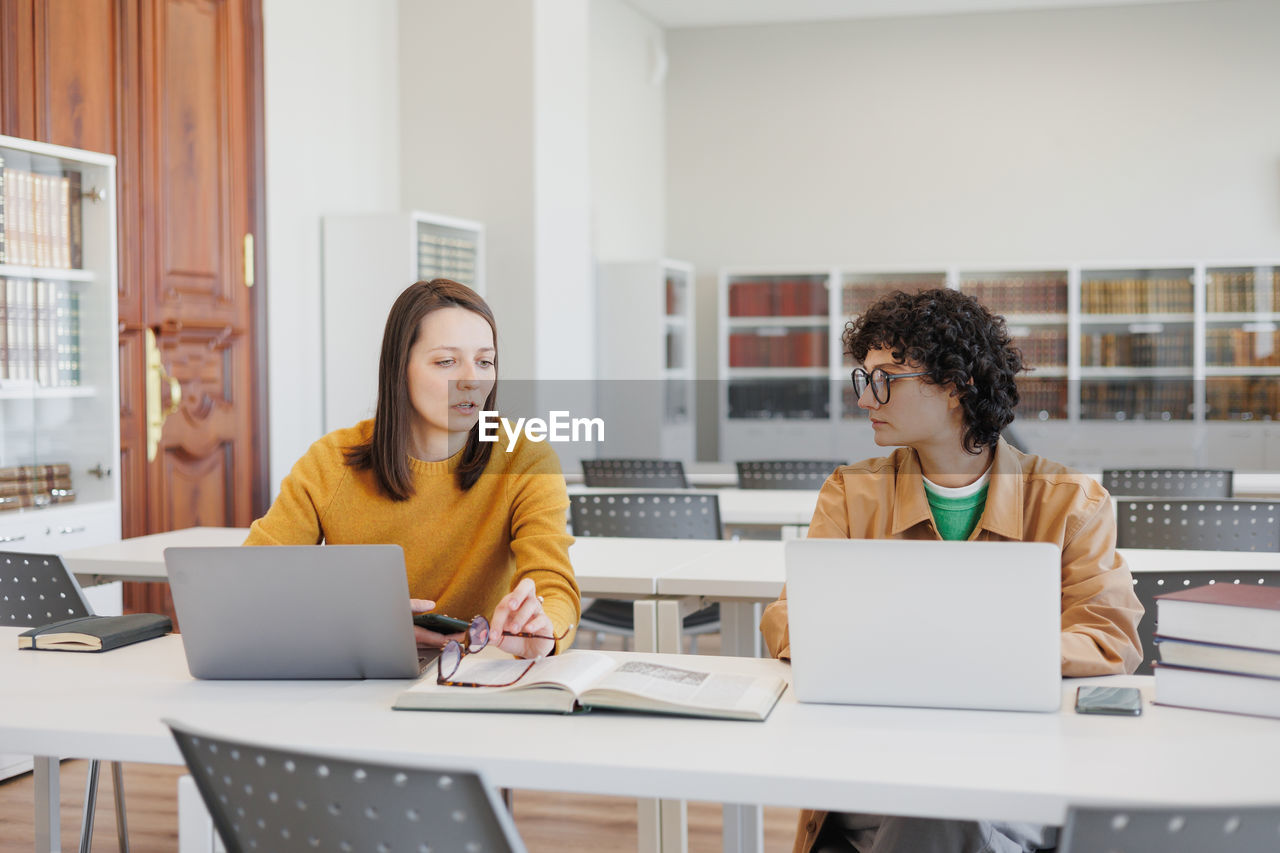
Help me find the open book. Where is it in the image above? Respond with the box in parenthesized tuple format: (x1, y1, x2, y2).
(393, 650, 787, 721)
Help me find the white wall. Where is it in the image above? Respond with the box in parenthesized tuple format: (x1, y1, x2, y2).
(590, 0, 667, 261)
(397, 0, 537, 377)
(666, 0, 1280, 457)
(263, 0, 400, 490)
(534, 0, 593, 381)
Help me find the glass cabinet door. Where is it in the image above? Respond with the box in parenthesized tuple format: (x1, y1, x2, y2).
(1204, 264, 1280, 421)
(959, 270, 1069, 422)
(1, 137, 118, 519)
(725, 273, 830, 420)
(1078, 268, 1195, 421)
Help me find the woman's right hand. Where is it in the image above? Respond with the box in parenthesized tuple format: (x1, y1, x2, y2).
(410, 598, 464, 649)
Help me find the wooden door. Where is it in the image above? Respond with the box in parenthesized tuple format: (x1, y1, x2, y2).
(0, 0, 269, 618)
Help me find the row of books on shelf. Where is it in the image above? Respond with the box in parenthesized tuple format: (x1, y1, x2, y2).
(729, 279, 828, 318)
(1, 278, 82, 386)
(727, 378, 829, 420)
(1205, 328, 1280, 367)
(960, 277, 1068, 315)
(1205, 270, 1280, 314)
(841, 280, 939, 316)
(1078, 380, 1194, 420)
(1081, 278, 1193, 315)
(1152, 582, 1280, 720)
(1010, 331, 1067, 368)
(1080, 330, 1193, 368)
(0, 462, 75, 512)
(0, 160, 84, 269)
(1205, 377, 1279, 421)
(417, 263, 477, 288)
(664, 276, 684, 317)
(728, 330, 828, 368)
(665, 331, 685, 371)
(1014, 378, 1068, 420)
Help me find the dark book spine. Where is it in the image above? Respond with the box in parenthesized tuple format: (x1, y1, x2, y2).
(65, 169, 82, 269)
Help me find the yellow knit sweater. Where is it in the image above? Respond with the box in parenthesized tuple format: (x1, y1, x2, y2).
(244, 420, 580, 652)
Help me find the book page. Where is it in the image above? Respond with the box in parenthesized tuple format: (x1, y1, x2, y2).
(588, 660, 774, 711)
(403, 649, 616, 697)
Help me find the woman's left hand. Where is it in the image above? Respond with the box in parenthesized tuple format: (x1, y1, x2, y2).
(490, 578, 556, 659)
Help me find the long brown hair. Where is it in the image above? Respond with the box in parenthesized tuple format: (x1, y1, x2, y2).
(344, 279, 498, 497)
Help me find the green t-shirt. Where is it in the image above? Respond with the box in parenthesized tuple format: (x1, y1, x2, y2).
(925, 484, 989, 541)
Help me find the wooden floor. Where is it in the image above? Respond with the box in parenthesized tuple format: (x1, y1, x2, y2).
(0, 760, 801, 852)
(0, 633, 800, 852)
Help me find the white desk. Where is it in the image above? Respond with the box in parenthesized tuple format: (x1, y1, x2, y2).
(5, 630, 1280, 853)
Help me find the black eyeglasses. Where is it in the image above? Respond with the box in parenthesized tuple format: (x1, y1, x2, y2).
(850, 367, 929, 405)
(436, 614, 573, 688)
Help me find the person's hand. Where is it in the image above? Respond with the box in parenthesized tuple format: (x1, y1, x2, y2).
(409, 598, 465, 650)
(489, 579, 557, 659)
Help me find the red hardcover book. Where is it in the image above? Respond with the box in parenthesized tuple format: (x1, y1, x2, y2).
(1156, 584, 1280, 653)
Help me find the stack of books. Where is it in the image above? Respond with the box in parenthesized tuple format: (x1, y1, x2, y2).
(1153, 583, 1280, 719)
(0, 462, 75, 512)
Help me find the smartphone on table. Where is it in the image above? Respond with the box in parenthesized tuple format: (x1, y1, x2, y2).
(1074, 685, 1143, 716)
(412, 612, 470, 634)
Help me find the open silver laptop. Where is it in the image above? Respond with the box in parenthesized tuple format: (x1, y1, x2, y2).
(166, 545, 432, 679)
(785, 539, 1061, 712)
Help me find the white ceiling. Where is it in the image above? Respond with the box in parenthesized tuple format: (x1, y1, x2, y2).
(624, 0, 1210, 28)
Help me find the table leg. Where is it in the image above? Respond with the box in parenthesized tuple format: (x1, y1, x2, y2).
(723, 803, 764, 853)
(655, 599, 684, 654)
(34, 756, 60, 853)
(719, 601, 764, 853)
(631, 600, 662, 853)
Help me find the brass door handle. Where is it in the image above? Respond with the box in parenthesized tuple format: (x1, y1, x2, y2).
(146, 329, 182, 462)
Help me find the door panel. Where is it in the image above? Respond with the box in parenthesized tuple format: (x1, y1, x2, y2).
(148, 326, 253, 530)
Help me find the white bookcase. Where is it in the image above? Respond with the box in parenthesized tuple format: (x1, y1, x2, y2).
(0, 134, 123, 780)
(321, 211, 485, 432)
(595, 259, 696, 460)
(719, 261, 1280, 471)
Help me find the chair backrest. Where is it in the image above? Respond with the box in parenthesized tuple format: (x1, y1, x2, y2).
(1129, 569, 1280, 675)
(1103, 468, 1233, 498)
(0, 550, 93, 627)
(168, 719, 527, 853)
(569, 492, 721, 540)
(1116, 500, 1280, 551)
(735, 460, 845, 490)
(1060, 804, 1280, 853)
(581, 458, 688, 489)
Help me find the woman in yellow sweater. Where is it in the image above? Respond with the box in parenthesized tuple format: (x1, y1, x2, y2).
(245, 279, 579, 659)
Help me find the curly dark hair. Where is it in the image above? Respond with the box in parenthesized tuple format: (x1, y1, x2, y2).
(844, 288, 1024, 454)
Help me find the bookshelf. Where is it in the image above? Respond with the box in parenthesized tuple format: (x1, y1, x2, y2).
(718, 261, 1280, 469)
(0, 135, 122, 782)
(0, 135, 121, 552)
(321, 211, 485, 431)
(595, 259, 696, 460)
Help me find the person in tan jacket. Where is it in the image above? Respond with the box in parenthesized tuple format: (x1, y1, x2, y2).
(761, 288, 1143, 853)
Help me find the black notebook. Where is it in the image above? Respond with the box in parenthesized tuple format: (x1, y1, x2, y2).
(18, 613, 172, 652)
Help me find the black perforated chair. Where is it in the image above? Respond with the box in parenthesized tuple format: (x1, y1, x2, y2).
(1116, 500, 1280, 552)
(1, 551, 130, 853)
(581, 458, 689, 489)
(1130, 569, 1280, 675)
(1103, 468, 1234, 498)
(1060, 804, 1280, 853)
(168, 719, 526, 853)
(735, 460, 845, 490)
(569, 492, 721, 651)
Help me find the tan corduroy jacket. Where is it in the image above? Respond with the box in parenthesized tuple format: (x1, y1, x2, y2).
(760, 438, 1144, 853)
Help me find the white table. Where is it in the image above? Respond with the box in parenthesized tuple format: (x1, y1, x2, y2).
(5, 630, 1280, 853)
